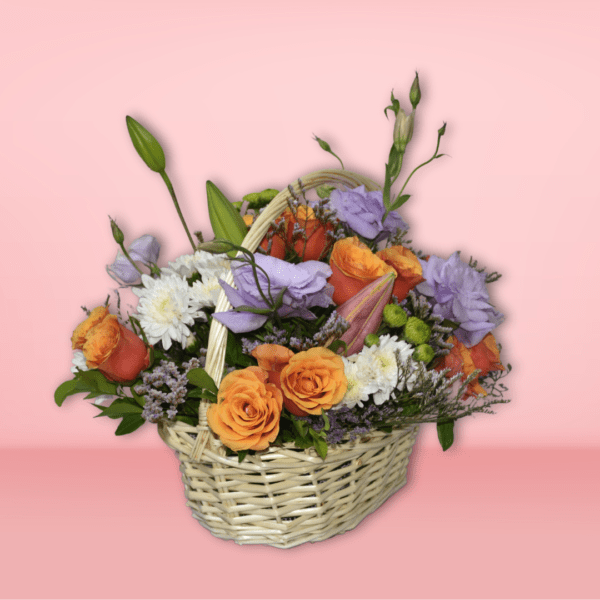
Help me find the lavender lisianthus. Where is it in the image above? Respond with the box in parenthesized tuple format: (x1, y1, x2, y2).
(416, 252, 504, 347)
(213, 254, 334, 333)
(330, 185, 408, 241)
(107, 234, 161, 285)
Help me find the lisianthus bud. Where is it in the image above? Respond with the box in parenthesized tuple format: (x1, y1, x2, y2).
(413, 343, 434, 363)
(404, 316, 431, 345)
(364, 334, 380, 348)
(383, 304, 408, 328)
(110, 219, 125, 245)
(438, 122, 447, 137)
(185, 334, 200, 354)
(393, 108, 414, 153)
(409, 72, 421, 109)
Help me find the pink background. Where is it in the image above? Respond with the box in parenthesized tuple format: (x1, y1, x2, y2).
(2, 1, 599, 598)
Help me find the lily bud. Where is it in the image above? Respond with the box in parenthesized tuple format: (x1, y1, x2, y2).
(331, 272, 396, 356)
(125, 116, 166, 173)
(409, 72, 421, 109)
(393, 107, 414, 153)
(206, 181, 248, 245)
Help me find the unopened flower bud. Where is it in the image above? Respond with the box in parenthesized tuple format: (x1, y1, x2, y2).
(404, 316, 432, 345)
(413, 343, 434, 363)
(364, 334, 380, 348)
(409, 72, 421, 109)
(383, 304, 408, 328)
(110, 218, 125, 245)
(393, 108, 414, 153)
(185, 334, 200, 354)
(438, 122, 447, 137)
(126, 116, 166, 173)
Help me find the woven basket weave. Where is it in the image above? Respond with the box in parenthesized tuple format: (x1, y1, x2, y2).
(158, 169, 420, 547)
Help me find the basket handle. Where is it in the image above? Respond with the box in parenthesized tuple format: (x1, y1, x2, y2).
(203, 168, 381, 386)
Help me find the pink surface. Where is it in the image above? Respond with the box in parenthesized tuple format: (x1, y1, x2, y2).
(2, 1, 600, 597)
(2, 444, 599, 599)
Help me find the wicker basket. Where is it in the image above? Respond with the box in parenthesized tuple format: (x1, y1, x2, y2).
(158, 169, 420, 548)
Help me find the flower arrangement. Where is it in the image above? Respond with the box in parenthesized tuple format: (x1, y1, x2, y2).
(56, 75, 510, 544)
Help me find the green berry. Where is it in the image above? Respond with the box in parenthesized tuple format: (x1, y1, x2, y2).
(364, 334, 380, 348)
(413, 343, 435, 364)
(404, 317, 432, 345)
(383, 304, 408, 328)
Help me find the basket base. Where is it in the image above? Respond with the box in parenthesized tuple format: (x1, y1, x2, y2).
(163, 424, 419, 548)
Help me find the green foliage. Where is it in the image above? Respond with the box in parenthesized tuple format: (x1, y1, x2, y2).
(186, 368, 218, 394)
(437, 420, 455, 451)
(55, 370, 119, 406)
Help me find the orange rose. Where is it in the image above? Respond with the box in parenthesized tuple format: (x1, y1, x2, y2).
(376, 245, 425, 302)
(328, 237, 396, 305)
(280, 347, 347, 416)
(72, 307, 150, 383)
(207, 366, 283, 451)
(285, 206, 332, 262)
(243, 213, 285, 259)
(251, 344, 294, 390)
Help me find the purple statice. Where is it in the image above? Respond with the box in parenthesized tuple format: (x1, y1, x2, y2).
(287, 311, 350, 352)
(213, 254, 333, 333)
(330, 185, 408, 242)
(416, 252, 504, 347)
(135, 358, 200, 423)
(241, 326, 289, 355)
(303, 401, 398, 444)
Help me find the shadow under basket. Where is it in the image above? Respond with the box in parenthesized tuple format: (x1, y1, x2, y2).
(159, 421, 419, 548)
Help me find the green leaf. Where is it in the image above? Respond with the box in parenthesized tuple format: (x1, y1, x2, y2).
(186, 368, 218, 394)
(237, 450, 249, 463)
(327, 340, 348, 356)
(54, 379, 86, 407)
(96, 401, 143, 418)
(390, 194, 411, 210)
(321, 409, 330, 432)
(294, 436, 313, 450)
(292, 418, 308, 438)
(131, 386, 145, 408)
(125, 116, 166, 173)
(206, 181, 247, 245)
(77, 370, 119, 395)
(186, 388, 217, 400)
(115, 414, 145, 436)
(225, 332, 254, 368)
(384, 90, 400, 119)
(311, 434, 328, 460)
(437, 420, 455, 451)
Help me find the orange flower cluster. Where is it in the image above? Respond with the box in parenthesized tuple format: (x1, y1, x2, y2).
(436, 333, 505, 398)
(328, 236, 424, 305)
(71, 306, 150, 383)
(207, 345, 346, 451)
(244, 206, 333, 262)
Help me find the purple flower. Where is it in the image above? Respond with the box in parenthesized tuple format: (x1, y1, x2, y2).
(107, 234, 161, 285)
(213, 254, 334, 333)
(330, 185, 408, 241)
(416, 252, 504, 347)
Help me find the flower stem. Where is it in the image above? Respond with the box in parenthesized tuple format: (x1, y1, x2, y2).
(160, 171, 196, 251)
(119, 243, 144, 275)
(397, 130, 445, 198)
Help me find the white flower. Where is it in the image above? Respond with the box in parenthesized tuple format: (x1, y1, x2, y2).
(71, 350, 89, 373)
(132, 273, 206, 349)
(337, 357, 379, 409)
(162, 250, 229, 280)
(190, 276, 224, 308)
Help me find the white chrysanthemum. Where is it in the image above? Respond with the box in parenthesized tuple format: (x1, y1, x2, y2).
(190, 276, 224, 308)
(162, 250, 229, 279)
(336, 357, 379, 409)
(71, 350, 89, 373)
(133, 273, 206, 350)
